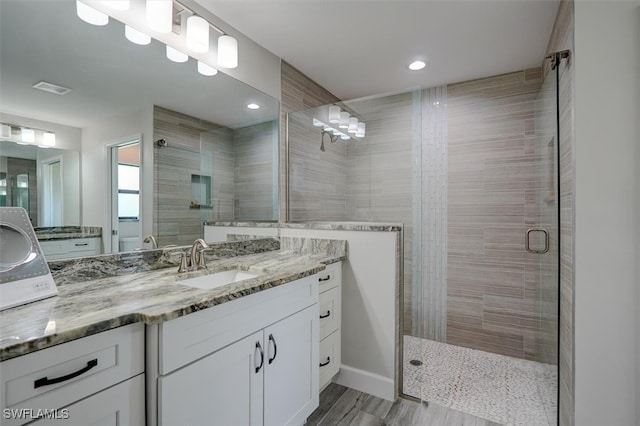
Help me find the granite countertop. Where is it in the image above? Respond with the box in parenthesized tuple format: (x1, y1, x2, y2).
(36, 233, 102, 241)
(205, 221, 403, 232)
(35, 226, 103, 241)
(0, 250, 345, 362)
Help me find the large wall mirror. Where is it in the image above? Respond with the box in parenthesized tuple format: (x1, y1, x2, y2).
(0, 0, 279, 254)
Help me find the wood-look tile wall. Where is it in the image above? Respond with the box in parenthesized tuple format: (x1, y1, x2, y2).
(446, 68, 560, 364)
(153, 106, 277, 246)
(546, 1, 574, 424)
(281, 61, 341, 221)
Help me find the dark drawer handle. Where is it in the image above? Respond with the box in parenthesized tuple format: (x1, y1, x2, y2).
(319, 276, 331, 282)
(320, 311, 331, 319)
(255, 341, 264, 373)
(34, 359, 98, 389)
(74, 243, 89, 246)
(320, 357, 331, 367)
(268, 334, 277, 364)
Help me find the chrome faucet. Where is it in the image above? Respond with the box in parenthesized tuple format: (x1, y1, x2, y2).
(188, 239, 209, 270)
(143, 235, 158, 249)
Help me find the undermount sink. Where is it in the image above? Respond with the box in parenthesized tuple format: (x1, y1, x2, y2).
(177, 269, 260, 290)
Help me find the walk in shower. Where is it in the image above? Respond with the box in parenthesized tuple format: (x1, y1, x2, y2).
(287, 52, 567, 425)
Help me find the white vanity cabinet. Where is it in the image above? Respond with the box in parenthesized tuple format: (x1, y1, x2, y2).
(318, 261, 342, 390)
(39, 237, 101, 260)
(0, 323, 145, 426)
(149, 275, 319, 426)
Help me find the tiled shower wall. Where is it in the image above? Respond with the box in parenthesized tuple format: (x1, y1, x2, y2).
(153, 106, 277, 246)
(446, 68, 559, 363)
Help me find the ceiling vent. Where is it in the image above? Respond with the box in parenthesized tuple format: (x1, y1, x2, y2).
(32, 81, 72, 96)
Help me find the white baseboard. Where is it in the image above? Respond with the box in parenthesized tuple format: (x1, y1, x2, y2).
(334, 364, 395, 401)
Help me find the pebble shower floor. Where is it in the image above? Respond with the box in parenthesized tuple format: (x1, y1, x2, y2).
(403, 336, 557, 426)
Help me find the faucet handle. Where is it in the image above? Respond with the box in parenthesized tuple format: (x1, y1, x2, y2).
(197, 249, 208, 268)
(178, 252, 189, 273)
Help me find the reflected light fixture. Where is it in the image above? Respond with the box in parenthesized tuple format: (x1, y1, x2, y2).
(348, 117, 358, 134)
(43, 132, 56, 147)
(76, 0, 109, 26)
(187, 15, 209, 53)
(247, 103, 260, 110)
(1, 124, 11, 139)
(197, 61, 218, 76)
(146, 0, 173, 33)
(125, 25, 151, 45)
(166, 45, 188, 63)
(21, 128, 35, 143)
(218, 35, 238, 68)
(356, 122, 366, 138)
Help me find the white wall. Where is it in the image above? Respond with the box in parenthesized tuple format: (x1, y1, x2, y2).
(574, 2, 640, 425)
(37, 149, 80, 226)
(81, 106, 154, 253)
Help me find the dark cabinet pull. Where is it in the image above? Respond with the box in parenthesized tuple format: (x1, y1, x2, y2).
(320, 311, 331, 319)
(34, 359, 98, 388)
(255, 341, 264, 373)
(320, 357, 331, 367)
(319, 275, 331, 282)
(74, 243, 89, 246)
(268, 334, 277, 364)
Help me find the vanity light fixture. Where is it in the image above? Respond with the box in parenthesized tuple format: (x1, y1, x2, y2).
(197, 61, 217, 76)
(1, 124, 11, 139)
(104, 0, 130, 11)
(348, 117, 359, 134)
(328, 106, 341, 124)
(339, 111, 350, 129)
(43, 132, 56, 147)
(356, 122, 366, 138)
(125, 25, 151, 45)
(186, 15, 209, 53)
(146, 0, 173, 33)
(21, 128, 35, 143)
(166, 45, 188, 63)
(218, 35, 238, 69)
(76, 0, 109, 26)
(247, 103, 260, 110)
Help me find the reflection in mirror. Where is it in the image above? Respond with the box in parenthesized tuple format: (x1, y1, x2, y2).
(1, 0, 279, 253)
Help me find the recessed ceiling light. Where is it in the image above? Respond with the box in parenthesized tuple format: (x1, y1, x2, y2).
(247, 103, 260, 110)
(408, 60, 427, 71)
(32, 81, 72, 95)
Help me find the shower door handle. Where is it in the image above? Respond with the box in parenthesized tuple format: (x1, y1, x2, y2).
(525, 229, 549, 254)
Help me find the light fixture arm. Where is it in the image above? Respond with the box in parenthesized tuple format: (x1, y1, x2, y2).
(174, 0, 226, 35)
(320, 129, 339, 151)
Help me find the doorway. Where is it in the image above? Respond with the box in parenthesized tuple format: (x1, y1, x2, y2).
(110, 139, 141, 252)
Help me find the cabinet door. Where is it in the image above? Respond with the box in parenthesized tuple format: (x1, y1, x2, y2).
(264, 306, 318, 426)
(159, 331, 264, 426)
(31, 374, 144, 426)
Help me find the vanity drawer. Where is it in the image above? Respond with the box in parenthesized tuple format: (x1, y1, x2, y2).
(318, 262, 341, 292)
(319, 286, 341, 340)
(319, 330, 340, 390)
(1, 323, 144, 425)
(67, 238, 100, 254)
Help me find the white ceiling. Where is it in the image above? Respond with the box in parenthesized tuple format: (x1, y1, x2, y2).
(199, 0, 560, 100)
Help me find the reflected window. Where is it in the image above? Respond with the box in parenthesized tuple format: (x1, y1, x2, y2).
(118, 164, 139, 220)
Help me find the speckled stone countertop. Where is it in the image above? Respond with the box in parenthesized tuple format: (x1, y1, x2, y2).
(35, 226, 102, 241)
(0, 249, 345, 362)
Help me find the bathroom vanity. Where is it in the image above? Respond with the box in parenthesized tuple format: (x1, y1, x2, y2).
(0, 240, 345, 426)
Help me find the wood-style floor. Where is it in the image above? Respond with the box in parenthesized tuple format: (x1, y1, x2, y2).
(307, 383, 502, 426)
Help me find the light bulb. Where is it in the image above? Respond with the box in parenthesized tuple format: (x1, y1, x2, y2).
(146, 0, 172, 33)
(76, 1, 109, 26)
(166, 46, 188, 63)
(247, 104, 260, 110)
(125, 25, 151, 45)
(197, 61, 218, 76)
(355, 122, 366, 138)
(218, 35, 238, 68)
(43, 132, 56, 147)
(187, 16, 209, 53)
(408, 60, 427, 71)
(328, 106, 341, 124)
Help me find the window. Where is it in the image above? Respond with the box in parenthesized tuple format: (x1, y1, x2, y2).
(118, 164, 139, 220)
